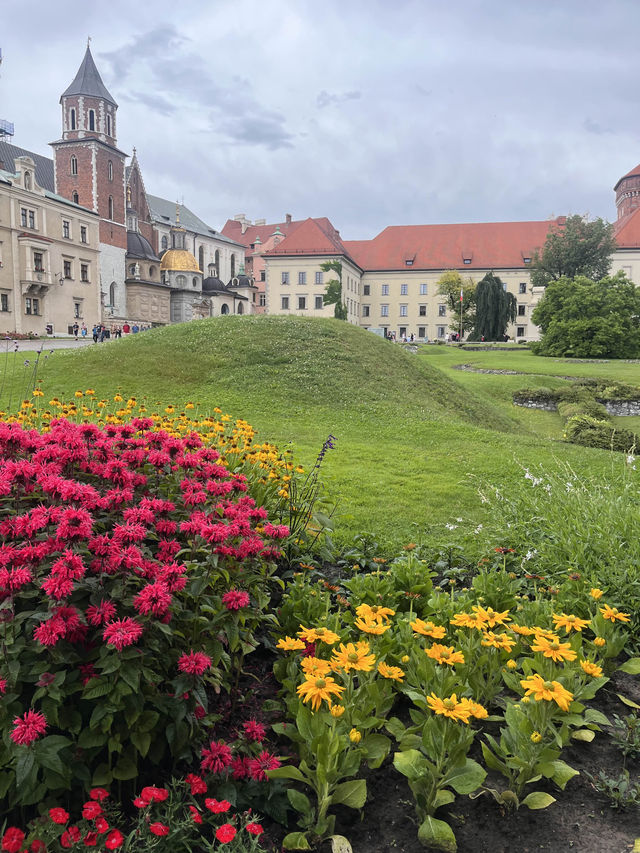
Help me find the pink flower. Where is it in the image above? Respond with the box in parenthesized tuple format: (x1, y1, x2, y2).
(200, 739, 233, 773)
(11, 709, 47, 745)
(242, 719, 266, 742)
(222, 589, 250, 611)
(60, 826, 81, 848)
(0, 677, 6, 694)
(103, 618, 143, 651)
(83, 831, 98, 846)
(33, 615, 67, 646)
(178, 651, 212, 676)
(89, 787, 110, 801)
(86, 600, 117, 626)
(204, 798, 231, 813)
(248, 750, 281, 781)
(133, 582, 172, 617)
(95, 817, 110, 834)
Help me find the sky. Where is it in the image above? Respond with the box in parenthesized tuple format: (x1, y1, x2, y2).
(2, 0, 640, 240)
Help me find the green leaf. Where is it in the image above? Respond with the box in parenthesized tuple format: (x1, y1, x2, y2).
(267, 765, 307, 783)
(393, 748, 425, 782)
(112, 754, 138, 781)
(540, 760, 579, 790)
(571, 729, 595, 742)
(16, 750, 35, 788)
(433, 789, 456, 809)
(282, 831, 311, 850)
(584, 708, 610, 727)
(329, 836, 353, 853)
(617, 693, 640, 710)
(77, 729, 107, 749)
(362, 733, 391, 769)
(444, 758, 486, 795)
(131, 730, 151, 757)
(521, 791, 556, 810)
(287, 789, 312, 814)
(83, 680, 112, 700)
(417, 816, 457, 852)
(618, 657, 640, 675)
(331, 779, 367, 810)
(480, 741, 506, 774)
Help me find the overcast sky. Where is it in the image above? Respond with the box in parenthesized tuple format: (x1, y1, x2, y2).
(2, 0, 640, 239)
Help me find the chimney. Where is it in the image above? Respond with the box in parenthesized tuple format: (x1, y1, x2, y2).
(285, 213, 292, 225)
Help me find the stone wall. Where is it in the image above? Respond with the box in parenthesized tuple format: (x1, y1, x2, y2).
(601, 399, 640, 416)
(513, 399, 557, 411)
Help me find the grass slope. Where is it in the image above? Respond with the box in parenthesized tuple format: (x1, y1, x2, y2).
(1, 317, 629, 547)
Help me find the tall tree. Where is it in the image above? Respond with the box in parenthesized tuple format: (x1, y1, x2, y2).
(531, 272, 640, 358)
(436, 270, 476, 333)
(470, 272, 517, 341)
(531, 215, 616, 288)
(321, 260, 347, 320)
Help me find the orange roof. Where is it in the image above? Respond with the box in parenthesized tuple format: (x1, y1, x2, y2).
(614, 163, 640, 192)
(341, 219, 561, 271)
(264, 217, 349, 258)
(221, 217, 304, 248)
(614, 206, 640, 248)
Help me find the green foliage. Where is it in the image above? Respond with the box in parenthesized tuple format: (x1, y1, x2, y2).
(321, 261, 347, 320)
(436, 270, 476, 333)
(470, 273, 517, 341)
(531, 273, 640, 358)
(564, 414, 638, 453)
(586, 769, 640, 809)
(530, 215, 616, 288)
(608, 712, 640, 761)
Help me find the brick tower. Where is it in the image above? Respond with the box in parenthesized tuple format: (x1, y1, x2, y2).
(50, 43, 128, 319)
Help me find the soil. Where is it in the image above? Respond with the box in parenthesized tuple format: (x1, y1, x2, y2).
(247, 659, 640, 853)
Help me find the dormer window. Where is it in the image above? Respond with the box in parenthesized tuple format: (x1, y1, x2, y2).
(463, 259, 471, 265)
(88, 109, 95, 131)
(523, 257, 531, 264)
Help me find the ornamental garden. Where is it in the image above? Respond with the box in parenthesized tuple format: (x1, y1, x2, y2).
(0, 317, 639, 853)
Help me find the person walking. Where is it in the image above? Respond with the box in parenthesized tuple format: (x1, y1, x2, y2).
(92, 325, 99, 343)
(72, 322, 79, 340)
(81, 323, 87, 339)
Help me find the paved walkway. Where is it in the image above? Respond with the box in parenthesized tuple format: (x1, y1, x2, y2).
(0, 337, 118, 353)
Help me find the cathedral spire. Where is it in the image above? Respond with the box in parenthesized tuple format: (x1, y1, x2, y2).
(60, 44, 117, 107)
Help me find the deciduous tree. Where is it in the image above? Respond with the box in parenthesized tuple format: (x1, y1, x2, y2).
(531, 215, 616, 288)
(321, 261, 347, 320)
(436, 270, 476, 333)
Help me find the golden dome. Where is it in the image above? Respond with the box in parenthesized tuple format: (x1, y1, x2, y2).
(160, 249, 201, 272)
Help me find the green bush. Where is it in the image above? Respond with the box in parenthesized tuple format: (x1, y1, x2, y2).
(557, 399, 610, 420)
(564, 414, 638, 453)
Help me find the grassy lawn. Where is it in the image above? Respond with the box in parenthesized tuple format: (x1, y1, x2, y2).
(0, 318, 633, 548)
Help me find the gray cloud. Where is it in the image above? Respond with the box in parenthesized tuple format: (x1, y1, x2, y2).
(216, 112, 294, 150)
(122, 90, 177, 116)
(583, 117, 613, 136)
(99, 26, 188, 80)
(316, 90, 362, 108)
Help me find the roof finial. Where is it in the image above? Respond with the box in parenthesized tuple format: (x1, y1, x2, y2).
(175, 201, 180, 225)
(87, 35, 92, 48)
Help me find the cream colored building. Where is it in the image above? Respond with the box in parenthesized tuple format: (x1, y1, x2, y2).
(0, 156, 100, 336)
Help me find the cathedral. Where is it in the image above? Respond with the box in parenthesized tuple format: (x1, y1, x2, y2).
(0, 45, 256, 335)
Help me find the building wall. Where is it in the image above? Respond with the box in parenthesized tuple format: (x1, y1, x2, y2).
(155, 224, 244, 284)
(611, 249, 640, 285)
(265, 255, 361, 323)
(126, 281, 170, 326)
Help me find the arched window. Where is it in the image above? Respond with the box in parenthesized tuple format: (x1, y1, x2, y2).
(70, 155, 78, 176)
(107, 114, 112, 136)
(198, 246, 204, 271)
(72, 191, 79, 204)
(237, 302, 244, 315)
(192, 277, 198, 288)
(230, 254, 235, 278)
(108, 161, 113, 182)
(221, 304, 229, 315)
(70, 108, 76, 130)
(89, 110, 95, 131)
(149, 266, 156, 278)
(24, 171, 31, 190)
(208, 263, 215, 276)
(128, 264, 136, 276)
(214, 250, 220, 275)
(176, 275, 186, 288)
(109, 281, 116, 308)
(161, 235, 168, 250)
(108, 196, 114, 220)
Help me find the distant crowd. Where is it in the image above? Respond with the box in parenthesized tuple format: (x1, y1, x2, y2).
(71, 322, 153, 342)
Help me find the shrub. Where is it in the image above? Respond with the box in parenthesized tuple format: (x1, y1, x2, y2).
(564, 414, 638, 453)
(557, 400, 609, 420)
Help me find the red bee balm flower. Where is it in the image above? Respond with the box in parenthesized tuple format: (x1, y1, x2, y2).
(215, 824, 237, 843)
(200, 739, 232, 773)
(49, 807, 70, 824)
(242, 719, 266, 742)
(178, 650, 212, 676)
(149, 823, 170, 836)
(1, 827, 25, 853)
(102, 618, 143, 651)
(222, 590, 250, 610)
(11, 709, 47, 745)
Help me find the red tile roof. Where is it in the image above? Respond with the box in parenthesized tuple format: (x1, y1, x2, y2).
(263, 217, 349, 257)
(614, 207, 640, 248)
(221, 217, 304, 248)
(342, 219, 562, 271)
(614, 163, 640, 192)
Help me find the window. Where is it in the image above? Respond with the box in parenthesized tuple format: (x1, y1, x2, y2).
(502, 282, 507, 291)
(108, 196, 114, 220)
(63, 220, 70, 239)
(128, 264, 136, 276)
(419, 304, 427, 316)
(74, 302, 81, 319)
(315, 271, 323, 284)
(418, 326, 426, 338)
(21, 208, 27, 227)
(89, 110, 95, 131)
(109, 282, 116, 308)
(80, 225, 87, 243)
(259, 294, 266, 307)
(70, 108, 76, 130)
(363, 284, 370, 295)
(1, 294, 8, 312)
(463, 259, 471, 265)
(198, 247, 204, 271)
(22, 208, 35, 228)
(405, 259, 413, 266)
(28, 210, 35, 229)
(33, 252, 44, 272)
(298, 271, 306, 285)
(161, 235, 168, 250)
(399, 327, 407, 337)
(192, 277, 198, 288)
(149, 266, 156, 278)
(25, 297, 39, 315)
(260, 270, 266, 281)
(73, 192, 79, 205)
(381, 284, 389, 295)
(70, 155, 78, 176)
(400, 284, 408, 295)
(281, 271, 290, 284)
(437, 325, 446, 339)
(298, 296, 306, 310)
(237, 302, 244, 315)
(315, 295, 323, 310)
(107, 114, 112, 136)
(517, 326, 526, 337)
(400, 304, 408, 317)
(281, 296, 289, 310)
(176, 275, 186, 287)
(420, 283, 427, 295)
(523, 257, 531, 264)
(380, 304, 389, 317)
(63, 260, 72, 279)
(80, 264, 89, 282)
(221, 304, 229, 315)
(438, 304, 446, 317)
(230, 254, 236, 278)
(108, 161, 113, 182)
(362, 305, 370, 317)
(215, 250, 220, 273)
(519, 282, 527, 294)
(518, 304, 526, 316)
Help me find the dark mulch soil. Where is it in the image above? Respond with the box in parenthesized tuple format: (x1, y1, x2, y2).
(243, 656, 640, 853)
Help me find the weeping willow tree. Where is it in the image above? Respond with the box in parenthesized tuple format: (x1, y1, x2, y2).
(321, 260, 347, 320)
(470, 272, 517, 341)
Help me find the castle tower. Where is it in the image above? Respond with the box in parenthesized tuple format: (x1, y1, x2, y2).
(614, 162, 640, 221)
(50, 43, 128, 320)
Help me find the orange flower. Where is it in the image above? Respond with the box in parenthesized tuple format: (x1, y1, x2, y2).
(520, 674, 573, 712)
(354, 616, 390, 635)
(300, 657, 333, 677)
(331, 642, 376, 673)
(377, 662, 405, 681)
(579, 660, 603, 678)
(276, 636, 306, 651)
(296, 675, 344, 711)
(355, 603, 395, 623)
(427, 693, 472, 723)
(425, 644, 465, 666)
(297, 625, 341, 644)
(510, 623, 535, 636)
(481, 631, 516, 652)
(552, 613, 590, 634)
(531, 634, 577, 663)
(599, 605, 630, 623)
(472, 605, 511, 628)
(410, 618, 446, 639)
